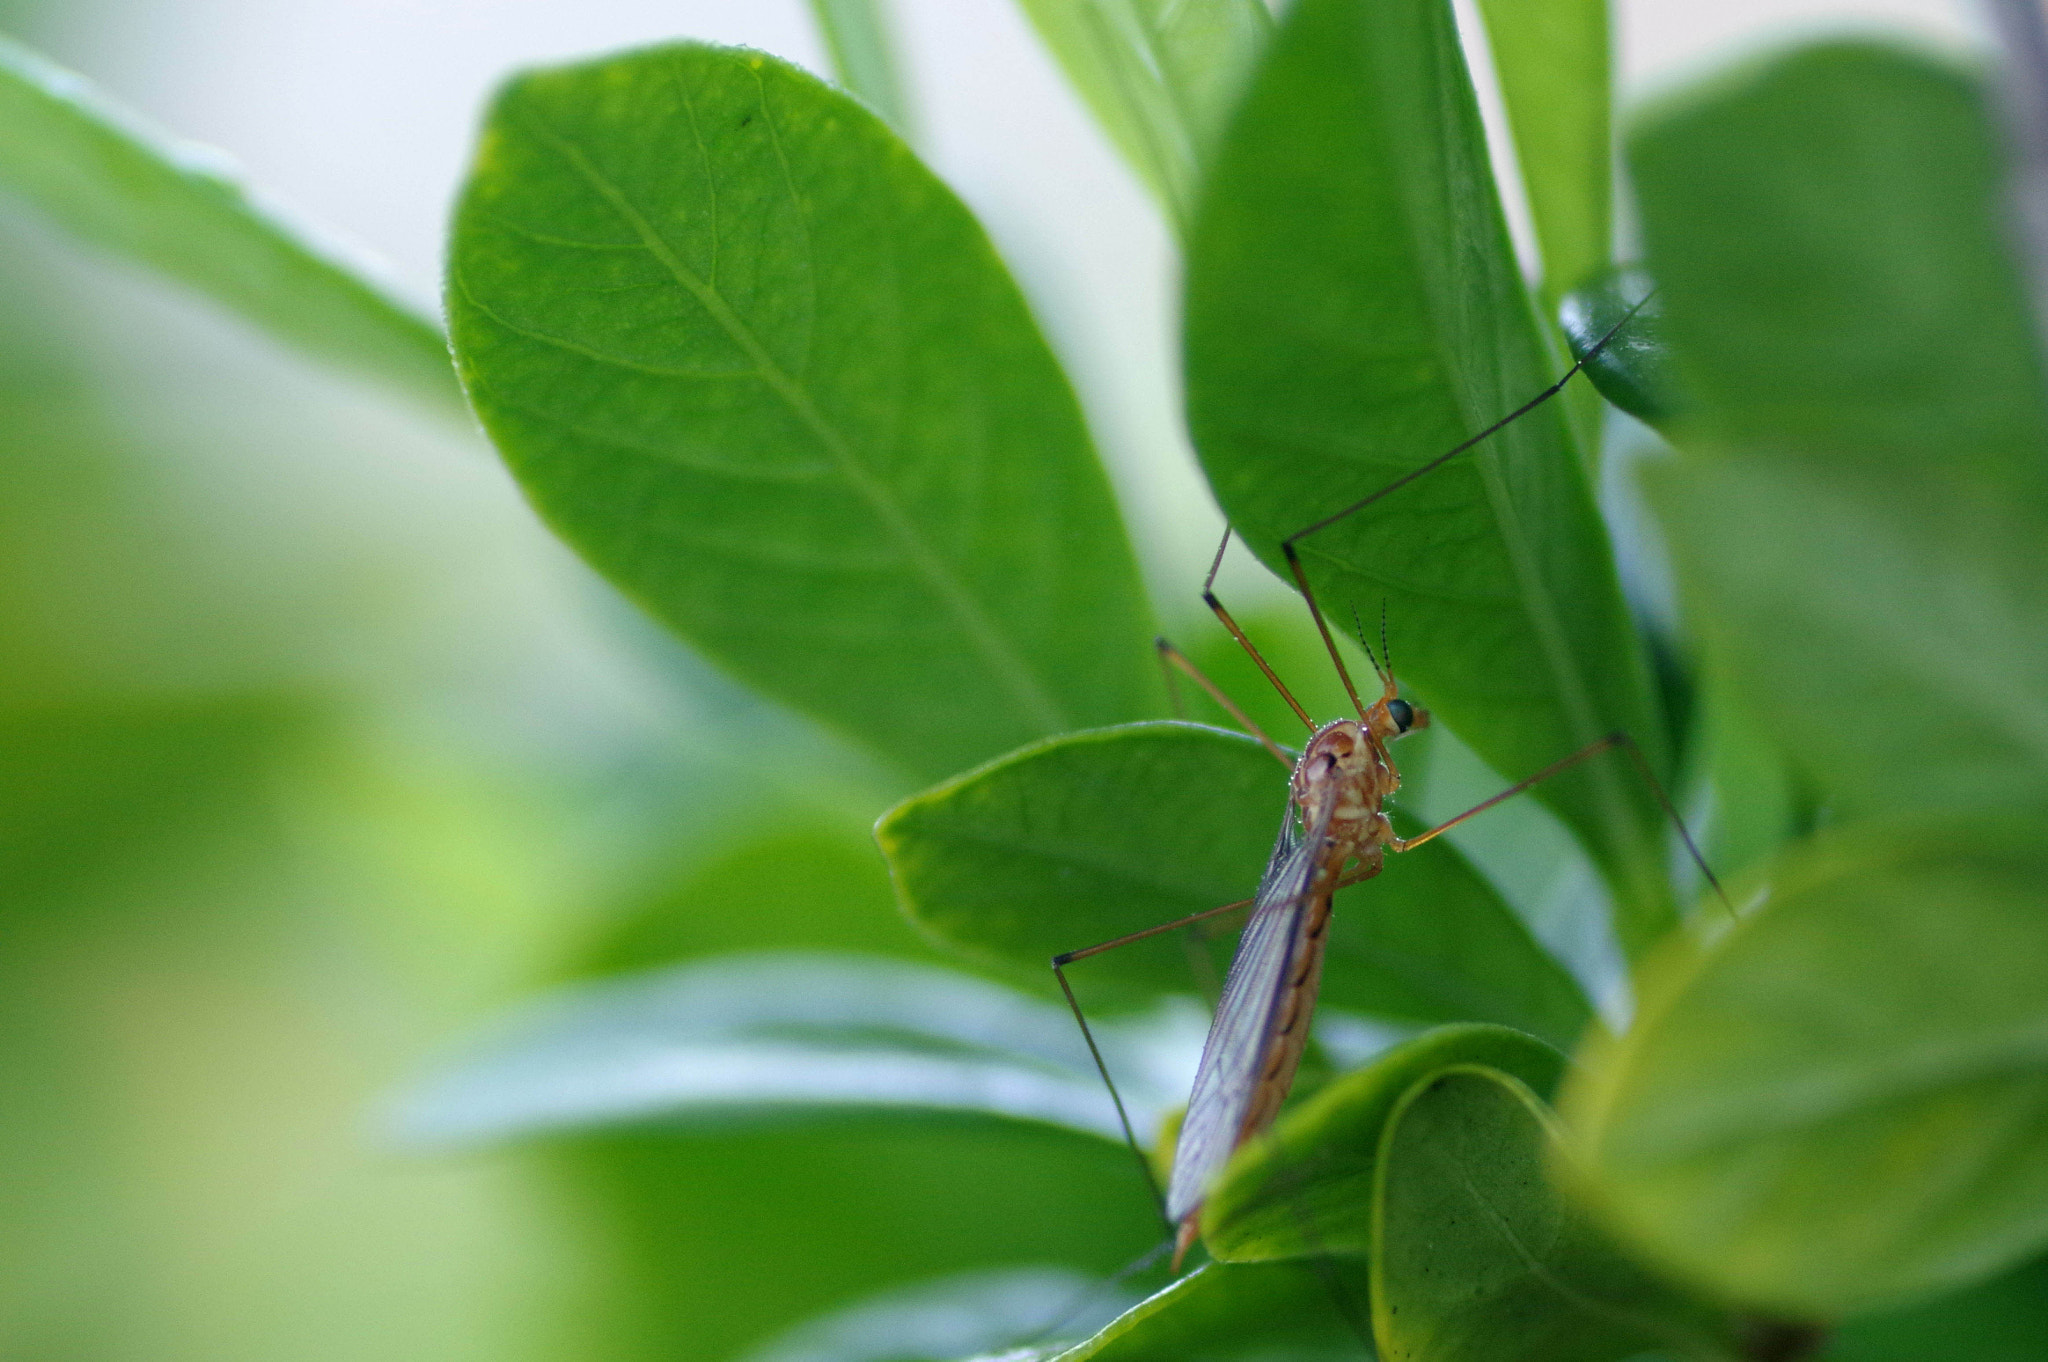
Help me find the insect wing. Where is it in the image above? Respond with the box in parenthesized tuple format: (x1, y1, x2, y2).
(1163, 794, 1335, 1224)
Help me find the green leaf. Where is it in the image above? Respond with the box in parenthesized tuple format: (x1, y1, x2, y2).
(447, 43, 1155, 782)
(1648, 453, 2048, 818)
(1473, 0, 1610, 304)
(390, 952, 1192, 1149)
(1691, 679, 1806, 888)
(806, 0, 915, 134)
(1825, 1252, 2048, 1362)
(1633, 42, 2048, 478)
(1013, 0, 1272, 230)
(1204, 1024, 1565, 1261)
(1373, 1066, 1736, 1361)
(1558, 268, 1686, 427)
(1043, 1258, 1374, 1360)
(556, 1117, 1163, 1361)
(0, 34, 459, 414)
(1565, 819, 2048, 1317)
(1182, 0, 1675, 958)
(1630, 43, 2048, 815)
(738, 1265, 1136, 1362)
(878, 723, 1593, 1048)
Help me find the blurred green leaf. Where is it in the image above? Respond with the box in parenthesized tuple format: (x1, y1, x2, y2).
(1038, 1258, 1374, 1360)
(1691, 679, 1805, 887)
(879, 723, 1592, 1047)
(554, 1119, 1162, 1362)
(1559, 268, 1686, 426)
(1631, 42, 2048, 815)
(1013, 0, 1271, 230)
(0, 695, 316, 912)
(1634, 42, 2048, 478)
(1204, 1024, 1564, 1261)
(1474, 0, 1611, 458)
(1374, 1066, 1735, 1361)
(393, 952, 1194, 1149)
(567, 818, 918, 976)
(1183, 0, 1674, 959)
(1473, 0, 1609, 305)
(447, 43, 1155, 783)
(738, 1265, 1134, 1362)
(1825, 1252, 2048, 1361)
(0, 33, 459, 413)
(806, 0, 914, 134)
(1647, 451, 2048, 815)
(1565, 819, 2048, 1316)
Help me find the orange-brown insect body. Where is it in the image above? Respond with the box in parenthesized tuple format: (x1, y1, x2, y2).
(1168, 693, 1426, 1269)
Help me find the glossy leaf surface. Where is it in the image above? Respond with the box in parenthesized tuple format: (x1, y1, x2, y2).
(1373, 1067, 1735, 1361)
(448, 44, 1154, 782)
(0, 34, 458, 413)
(879, 723, 1591, 1047)
(1014, 0, 1271, 229)
(1567, 820, 2048, 1316)
(390, 952, 1192, 1148)
(1183, 0, 1674, 958)
(1204, 1024, 1565, 1261)
(1631, 42, 2048, 815)
(1559, 268, 1685, 426)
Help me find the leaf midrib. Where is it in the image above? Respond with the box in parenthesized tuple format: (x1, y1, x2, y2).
(510, 94, 1073, 738)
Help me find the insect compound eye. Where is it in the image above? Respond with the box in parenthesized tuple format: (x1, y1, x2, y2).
(1387, 698, 1414, 732)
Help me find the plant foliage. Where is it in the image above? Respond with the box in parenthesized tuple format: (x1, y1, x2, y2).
(7, 0, 2047, 1358)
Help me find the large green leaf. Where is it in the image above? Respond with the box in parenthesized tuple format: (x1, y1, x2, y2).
(1183, 0, 1674, 959)
(1373, 1066, 1735, 1361)
(1565, 819, 2048, 1317)
(447, 43, 1154, 782)
(0, 34, 458, 413)
(1203, 1024, 1565, 1261)
(878, 723, 1592, 1049)
(1472, 0, 1609, 304)
(1631, 42, 2048, 816)
(1013, 0, 1271, 230)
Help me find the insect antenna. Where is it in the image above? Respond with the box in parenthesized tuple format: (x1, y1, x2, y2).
(1379, 600, 1393, 685)
(1347, 604, 1384, 684)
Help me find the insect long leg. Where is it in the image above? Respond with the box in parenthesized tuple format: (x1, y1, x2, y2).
(1390, 730, 1731, 916)
(1201, 529, 1318, 734)
(1051, 895, 1259, 1231)
(1282, 292, 1655, 552)
(1156, 637, 1293, 768)
(1282, 540, 1371, 715)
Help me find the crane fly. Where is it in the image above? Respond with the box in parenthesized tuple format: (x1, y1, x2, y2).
(1051, 295, 1723, 1271)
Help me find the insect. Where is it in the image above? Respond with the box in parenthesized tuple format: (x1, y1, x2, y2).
(1051, 297, 1723, 1270)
